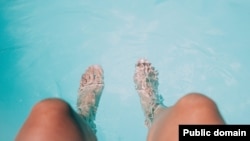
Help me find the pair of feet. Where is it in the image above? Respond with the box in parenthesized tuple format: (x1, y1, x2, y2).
(77, 58, 166, 133)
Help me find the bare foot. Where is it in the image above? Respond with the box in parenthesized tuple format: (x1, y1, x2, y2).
(77, 65, 104, 133)
(134, 58, 166, 128)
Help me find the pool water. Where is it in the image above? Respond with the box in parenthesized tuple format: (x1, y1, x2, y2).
(1, 0, 250, 140)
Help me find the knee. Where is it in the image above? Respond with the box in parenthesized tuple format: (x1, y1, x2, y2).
(176, 93, 218, 112)
(172, 93, 225, 124)
(31, 98, 72, 117)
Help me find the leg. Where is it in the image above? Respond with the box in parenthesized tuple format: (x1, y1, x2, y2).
(147, 93, 225, 141)
(15, 98, 97, 141)
(16, 65, 104, 141)
(133, 58, 225, 141)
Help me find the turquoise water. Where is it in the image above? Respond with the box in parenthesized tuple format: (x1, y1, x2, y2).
(1, 0, 250, 140)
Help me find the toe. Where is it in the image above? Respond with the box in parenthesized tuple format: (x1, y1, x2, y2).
(92, 65, 103, 84)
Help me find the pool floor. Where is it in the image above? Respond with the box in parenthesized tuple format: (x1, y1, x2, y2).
(1, 0, 250, 140)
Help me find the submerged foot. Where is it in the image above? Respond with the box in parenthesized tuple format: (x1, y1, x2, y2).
(134, 58, 166, 128)
(77, 65, 104, 134)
